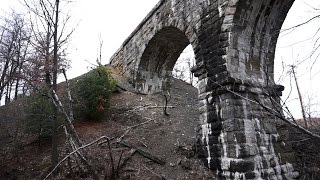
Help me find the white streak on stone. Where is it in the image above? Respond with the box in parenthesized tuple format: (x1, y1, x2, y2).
(201, 123, 212, 168)
(218, 0, 228, 17)
(220, 131, 227, 158)
(255, 118, 261, 130)
(235, 143, 241, 158)
(171, 0, 176, 14)
(234, 172, 246, 180)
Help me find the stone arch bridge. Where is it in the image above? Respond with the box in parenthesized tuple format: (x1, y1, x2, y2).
(110, 0, 299, 179)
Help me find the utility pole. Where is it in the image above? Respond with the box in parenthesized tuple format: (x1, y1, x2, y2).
(290, 65, 308, 128)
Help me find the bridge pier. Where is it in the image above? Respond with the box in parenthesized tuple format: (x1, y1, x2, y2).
(197, 79, 298, 179)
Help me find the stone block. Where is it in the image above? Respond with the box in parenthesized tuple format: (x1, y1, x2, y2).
(229, 159, 255, 172)
(211, 121, 222, 130)
(209, 157, 221, 170)
(198, 104, 214, 113)
(223, 119, 242, 132)
(262, 168, 276, 178)
(223, 15, 234, 24)
(208, 135, 220, 145)
(226, 144, 241, 158)
(223, 118, 256, 132)
(245, 171, 260, 179)
(260, 120, 278, 134)
(197, 144, 222, 160)
(199, 111, 222, 124)
(238, 143, 259, 158)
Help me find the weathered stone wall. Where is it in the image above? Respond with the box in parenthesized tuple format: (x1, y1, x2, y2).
(110, 0, 299, 179)
(197, 83, 298, 179)
(110, 0, 205, 94)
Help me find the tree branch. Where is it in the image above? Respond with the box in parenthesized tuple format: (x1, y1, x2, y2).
(43, 136, 111, 180)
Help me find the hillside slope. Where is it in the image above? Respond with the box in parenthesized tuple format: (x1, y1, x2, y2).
(74, 76, 215, 179)
(0, 72, 215, 179)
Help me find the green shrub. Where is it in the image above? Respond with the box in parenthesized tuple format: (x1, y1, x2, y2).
(26, 92, 55, 139)
(72, 65, 116, 120)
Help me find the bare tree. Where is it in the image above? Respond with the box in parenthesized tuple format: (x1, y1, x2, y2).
(52, 0, 60, 173)
(23, 0, 72, 87)
(21, 1, 102, 178)
(22, 0, 74, 174)
(0, 11, 31, 104)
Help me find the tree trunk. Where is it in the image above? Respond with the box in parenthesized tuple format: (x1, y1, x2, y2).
(51, 0, 60, 175)
(45, 24, 51, 87)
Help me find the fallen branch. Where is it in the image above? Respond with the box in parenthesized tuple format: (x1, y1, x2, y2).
(127, 105, 175, 113)
(118, 140, 166, 165)
(106, 138, 116, 180)
(114, 118, 154, 142)
(145, 105, 175, 109)
(257, 99, 320, 139)
(126, 118, 154, 130)
(137, 139, 148, 148)
(51, 89, 82, 145)
(63, 126, 83, 173)
(115, 150, 124, 178)
(288, 138, 312, 143)
(118, 129, 131, 141)
(118, 149, 136, 169)
(44, 136, 110, 180)
(62, 69, 74, 123)
(116, 84, 128, 92)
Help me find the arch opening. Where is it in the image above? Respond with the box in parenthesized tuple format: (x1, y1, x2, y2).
(172, 45, 197, 87)
(135, 26, 194, 94)
(275, 0, 320, 119)
(274, 1, 320, 178)
(229, 0, 294, 87)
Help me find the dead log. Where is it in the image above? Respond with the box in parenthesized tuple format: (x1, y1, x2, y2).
(118, 140, 166, 165)
(119, 149, 136, 169)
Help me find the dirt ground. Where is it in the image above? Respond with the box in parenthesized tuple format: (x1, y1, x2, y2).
(0, 77, 215, 180)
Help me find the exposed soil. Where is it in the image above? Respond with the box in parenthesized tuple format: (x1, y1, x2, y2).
(0, 76, 215, 179)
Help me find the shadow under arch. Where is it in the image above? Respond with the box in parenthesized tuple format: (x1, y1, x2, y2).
(135, 26, 195, 94)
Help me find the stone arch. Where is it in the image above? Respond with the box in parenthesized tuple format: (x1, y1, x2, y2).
(225, 0, 295, 86)
(139, 27, 189, 74)
(134, 24, 197, 94)
(109, 0, 302, 178)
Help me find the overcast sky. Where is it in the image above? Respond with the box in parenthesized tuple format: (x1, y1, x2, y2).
(68, 0, 160, 74)
(0, 0, 319, 118)
(0, 0, 159, 77)
(275, 0, 320, 118)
